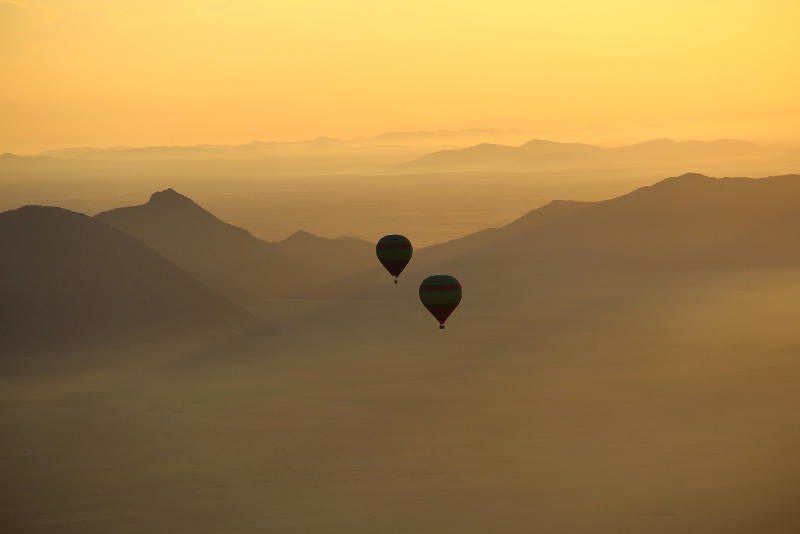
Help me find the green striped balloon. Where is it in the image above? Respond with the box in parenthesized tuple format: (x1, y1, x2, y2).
(376, 234, 413, 283)
(419, 274, 462, 329)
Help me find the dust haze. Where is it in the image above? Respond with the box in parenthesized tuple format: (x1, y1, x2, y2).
(3, 134, 800, 533)
(3, 0, 800, 532)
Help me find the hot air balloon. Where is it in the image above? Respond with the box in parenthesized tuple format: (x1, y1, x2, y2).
(376, 234, 413, 283)
(419, 274, 462, 329)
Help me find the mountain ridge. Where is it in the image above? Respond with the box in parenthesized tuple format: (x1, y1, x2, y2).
(432, 172, 800, 270)
(408, 138, 784, 170)
(33, 129, 540, 160)
(0, 205, 258, 354)
(314, 173, 800, 301)
(95, 190, 376, 303)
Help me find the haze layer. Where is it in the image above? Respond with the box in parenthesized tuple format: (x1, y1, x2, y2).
(2, 0, 799, 153)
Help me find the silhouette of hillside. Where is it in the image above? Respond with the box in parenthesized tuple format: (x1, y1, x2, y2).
(275, 230, 377, 273)
(322, 173, 800, 300)
(419, 199, 593, 264)
(0, 206, 256, 354)
(423, 173, 800, 271)
(95, 190, 375, 302)
(34, 129, 538, 161)
(410, 139, 602, 167)
(0, 153, 77, 174)
(408, 138, 780, 169)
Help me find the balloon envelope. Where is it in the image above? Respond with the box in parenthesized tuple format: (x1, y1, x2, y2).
(419, 274, 462, 327)
(376, 234, 413, 279)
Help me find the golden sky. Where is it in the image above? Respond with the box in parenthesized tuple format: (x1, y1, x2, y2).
(1, 0, 799, 153)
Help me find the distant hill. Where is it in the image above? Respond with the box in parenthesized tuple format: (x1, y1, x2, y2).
(95, 189, 375, 302)
(0, 206, 257, 354)
(451, 173, 800, 270)
(415, 173, 800, 269)
(411, 139, 605, 168)
(36, 146, 131, 159)
(274, 230, 378, 274)
(6, 135, 794, 184)
(0, 153, 76, 172)
(419, 199, 593, 265)
(321, 173, 800, 300)
(407, 138, 781, 170)
(32, 130, 539, 162)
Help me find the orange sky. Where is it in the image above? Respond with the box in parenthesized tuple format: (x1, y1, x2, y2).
(1, 0, 799, 153)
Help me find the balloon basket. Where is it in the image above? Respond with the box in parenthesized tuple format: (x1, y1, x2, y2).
(439, 325, 445, 329)
(394, 279, 397, 284)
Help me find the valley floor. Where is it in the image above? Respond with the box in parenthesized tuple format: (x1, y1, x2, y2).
(2, 267, 800, 533)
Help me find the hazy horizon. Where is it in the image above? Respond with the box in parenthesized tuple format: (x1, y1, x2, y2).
(3, 1, 800, 532)
(2, 1, 799, 154)
(5, 130, 799, 158)
(5, 172, 800, 533)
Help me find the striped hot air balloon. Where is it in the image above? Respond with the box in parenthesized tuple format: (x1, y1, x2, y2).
(419, 274, 462, 329)
(376, 234, 413, 283)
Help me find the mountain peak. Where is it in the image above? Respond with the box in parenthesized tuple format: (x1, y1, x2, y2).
(145, 188, 213, 214)
(0, 204, 253, 354)
(97, 188, 254, 248)
(148, 188, 192, 205)
(632, 138, 676, 147)
(657, 172, 714, 185)
(634, 173, 715, 195)
(283, 230, 319, 243)
(670, 172, 712, 181)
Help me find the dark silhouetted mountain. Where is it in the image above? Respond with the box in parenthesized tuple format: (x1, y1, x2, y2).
(407, 138, 778, 170)
(95, 190, 375, 302)
(321, 174, 800, 301)
(275, 230, 377, 273)
(425, 173, 800, 271)
(419, 199, 593, 265)
(0, 206, 257, 354)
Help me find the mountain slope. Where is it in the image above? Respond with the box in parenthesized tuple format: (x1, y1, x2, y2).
(420, 173, 800, 271)
(0, 206, 256, 354)
(407, 138, 779, 170)
(34, 129, 537, 160)
(478, 173, 800, 269)
(274, 230, 377, 273)
(320, 174, 800, 301)
(95, 190, 375, 301)
(419, 199, 593, 265)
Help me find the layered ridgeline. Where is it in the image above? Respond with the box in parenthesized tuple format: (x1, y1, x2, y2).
(406, 139, 786, 170)
(3, 137, 797, 185)
(0, 130, 538, 183)
(0, 206, 257, 354)
(32, 129, 538, 161)
(442, 173, 800, 270)
(322, 174, 800, 300)
(95, 189, 375, 304)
